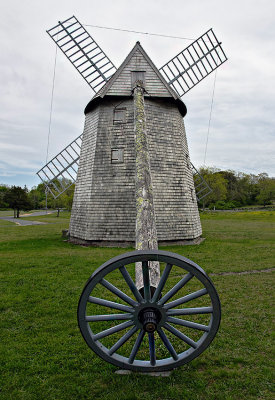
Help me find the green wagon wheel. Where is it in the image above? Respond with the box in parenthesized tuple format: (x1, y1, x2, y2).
(78, 250, 221, 372)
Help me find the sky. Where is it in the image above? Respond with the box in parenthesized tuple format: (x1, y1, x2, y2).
(0, 0, 274, 189)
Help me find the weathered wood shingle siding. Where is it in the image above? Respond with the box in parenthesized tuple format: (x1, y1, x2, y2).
(70, 98, 136, 243)
(145, 100, 201, 240)
(106, 49, 172, 98)
(69, 97, 201, 244)
(69, 108, 99, 239)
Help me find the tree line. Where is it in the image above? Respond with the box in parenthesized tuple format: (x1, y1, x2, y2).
(0, 181, 75, 217)
(0, 168, 274, 216)
(198, 168, 275, 209)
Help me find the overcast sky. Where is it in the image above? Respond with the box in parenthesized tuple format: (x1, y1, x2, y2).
(1, 0, 274, 188)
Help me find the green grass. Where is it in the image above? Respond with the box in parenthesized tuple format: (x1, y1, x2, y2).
(0, 209, 41, 217)
(0, 211, 274, 400)
(0, 209, 15, 217)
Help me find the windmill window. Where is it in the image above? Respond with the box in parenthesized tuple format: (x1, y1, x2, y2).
(131, 71, 145, 86)
(113, 108, 126, 124)
(111, 149, 124, 163)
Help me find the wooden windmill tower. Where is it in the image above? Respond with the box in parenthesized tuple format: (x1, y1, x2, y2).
(37, 16, 227, 247)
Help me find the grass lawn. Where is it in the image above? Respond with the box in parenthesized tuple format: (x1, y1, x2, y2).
(0, 209, 37, 217)
(0, 210, 54, 218)
(0, 209, 16, 217)
(0, 211, 274, 400)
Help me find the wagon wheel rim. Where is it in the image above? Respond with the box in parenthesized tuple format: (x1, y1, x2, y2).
(78, 250, 221, 372)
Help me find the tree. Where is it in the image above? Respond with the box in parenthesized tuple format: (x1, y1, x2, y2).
(4, 186, 32, 217)
(198, 167, 228, 208)
(0, 185, 9, 208)
(256, 176, 275, 206)
(63, 184, 75, 211)
(28, 183, 48, 209)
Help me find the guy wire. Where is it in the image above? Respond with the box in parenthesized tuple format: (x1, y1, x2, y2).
(46, 43, 58, 164)
(83, 24, 195, 41)
(203, 69, 217, 166)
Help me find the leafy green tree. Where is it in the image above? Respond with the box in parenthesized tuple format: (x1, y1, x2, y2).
(0, 185, 9, 208)
(256, 175, 275, 206)
(63, 184, 75, 211)
(198, 168, 275, 209)
(4, 186, 32, 217)
(199, 167, 228, 208)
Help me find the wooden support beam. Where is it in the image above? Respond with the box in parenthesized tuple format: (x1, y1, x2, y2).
(133, 81, 160, 290)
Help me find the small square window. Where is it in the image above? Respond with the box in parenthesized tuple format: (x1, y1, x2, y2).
(113, 108, 126, 124)
(131, 71, 145, 87)
(111, 149, 124, 163)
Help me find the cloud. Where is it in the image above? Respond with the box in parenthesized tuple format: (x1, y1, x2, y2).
(0, 0, 275, 190)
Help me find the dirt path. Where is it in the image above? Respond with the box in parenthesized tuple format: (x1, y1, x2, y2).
(210, 268, 275, 276)
(0, 210, 56, 226)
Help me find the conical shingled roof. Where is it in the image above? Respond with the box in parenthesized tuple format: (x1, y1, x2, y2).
(85, 42, 187, 116)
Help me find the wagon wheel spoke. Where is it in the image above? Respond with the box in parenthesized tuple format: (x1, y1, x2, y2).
(100, 278, 138, 307)
(88, 296, 134, 312)
(158, 272, 193, 305)
(86, 313, 133, 322)
(164, 288, 208, 309)
(167, 307, 213, 316)
(167, 316, 210, 332)
(93, 320, 134, 341)
(164, 323, 198, 349)
(142, 261, 151, 301)
(148, 332, 156, 365)
(157, 328, 178, 360)
(119, 265, 143, 302)
(151, 263, 172, 302)
(128, 329, 145, 364)
(109, 326, 138, 355)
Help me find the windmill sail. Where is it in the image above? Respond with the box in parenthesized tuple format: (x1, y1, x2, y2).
(191, 163, 212, 202)
(37, 134, 82, 198)
(159, 29, 227, 97)
(47, 16, 117, 92)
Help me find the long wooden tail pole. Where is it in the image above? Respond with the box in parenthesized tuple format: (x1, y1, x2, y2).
(133, 81, 160, 291)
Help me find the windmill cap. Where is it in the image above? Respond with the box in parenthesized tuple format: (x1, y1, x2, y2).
(85, 94, 187, 117)
(85, 41, 187, 117)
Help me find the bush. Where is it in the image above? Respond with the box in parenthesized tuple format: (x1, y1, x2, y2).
(209, 200, 241, 210)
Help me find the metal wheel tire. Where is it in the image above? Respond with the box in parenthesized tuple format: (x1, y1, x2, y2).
(78, 250, 221, 372)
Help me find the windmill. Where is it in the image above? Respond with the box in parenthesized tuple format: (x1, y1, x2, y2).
(38, 16, 228, 372)
(37, 16, 227, 247)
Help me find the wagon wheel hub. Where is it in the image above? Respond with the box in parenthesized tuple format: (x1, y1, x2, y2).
(139, 308, 161, 333)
